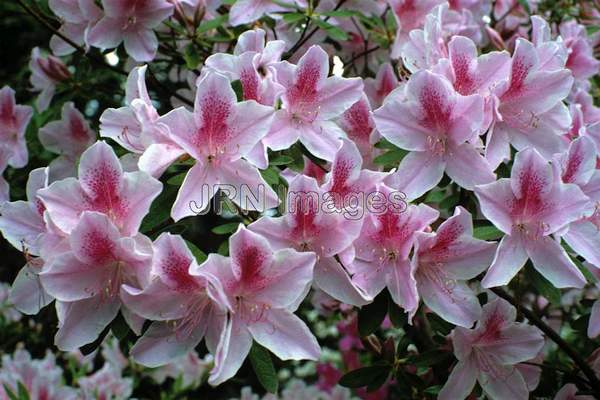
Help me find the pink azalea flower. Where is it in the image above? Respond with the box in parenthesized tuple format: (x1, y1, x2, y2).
(439, 298, 544, 400)
(205, 29, 286, 168)
(552, 137, 600, 269)
(159, 72, 278, 221)
(29, 48, 70, 112)
(387, 0, 445, 58)
(0, 86, 33, 168)
(347, 183, 439, 318)
(475, 147, 592, 289)
(147, 352, 212, 389)
(265, 45, 363, 162)
(554, 383, 595, 400)
(559, 20, 600, 81)
(196, 225, 320, 385)
(364, 63, 400, 109)
(100, 65, 185, 177)
(205, 28, 285, 107)
(485, 38, 574, 168)
(78, 364, 133, 400)
(249, 174, 371, 306)
(40, 211, 153, 350)
(229, 0, 297, 26)
(374, 70, 494, 200)
(87, 0, 174, 62)
(433, 35, 511, 130)
(590, 297, 600, 339)
(0, 146, 12, 203)
(37, 140, 162, 236)
(39, 102, 96, 181)
(121, 233, 227, 367)
(48, 0, 102, 55)
(321, 138, 388, 209)
(0, 168, 57, 315)
(0, 282, 21, 322)
(413, 206, 496, 327)
(0, 349, 78, 400)
(337, 96, 382, 169)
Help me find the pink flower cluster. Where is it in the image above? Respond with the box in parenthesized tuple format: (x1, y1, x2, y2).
(2, 1, 600, 399)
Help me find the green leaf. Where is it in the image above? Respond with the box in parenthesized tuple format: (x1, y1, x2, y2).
(409, 350, 451, 368)
(218, 240, 229, 256)
(3, 384, 18, 400)
(387, 294, 407, 328)
(312, 18, 348, 41)
(517, 0, 530, 13)
(473, 225, 503, 241)
(358, 292, 388, 336)
(320, 10, 358, 18)
(424, 385, 442, 395)
(424, 190, 445, 203)
(525, 264, 561, 305)
(249, 342, 279, 394)
(211, 222, 240, 235)
(185, 240, 207, 263)
(282, 12, 306, 24)
(183, 43, 201, 70)
(110, 312, 130, 341)
(140, 185, 177, 234)
(438, 193, 459, 211)
(261, 167, 280, 186)
(196, 14, 228, 34)
(339, 365, 391, 388)
(270, 155, 294, 166)
(373, 149, 408, 166)
(374, 138, 399, 150)
(167, 172, 187, 186)
(16, 382, 29, 400)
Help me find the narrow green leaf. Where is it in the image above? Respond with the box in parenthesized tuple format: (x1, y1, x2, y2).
(260, 167, 280, 186)
(110, 312, 130, 341)
(473, 225, 503, 241)
(312, 19, 348, 41)
(183, 43, 201, 70)
(358, 292, 388, 336)
(270, 155, 294, 166)
(185, 240, 207, 263)
(167, 172, 187, 186)
(3, 384, 18, 400)
(409, 350, 451, 368)
(282, 12, 306, 24)
(196, 14, 228, 34)
(524, 264, 561, 305)
(249, 342, 279, 394)
(374, 138, 399, 150)
(320, 10, 358, 17)
(16, 382, 29, 400)
(387, 294, 407, 328)
(373, 149, 408, 166)
(211, 222, 240, 235)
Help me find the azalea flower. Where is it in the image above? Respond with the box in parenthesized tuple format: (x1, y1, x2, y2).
(439, 298, 545, 400)
(321, 138, 388, 210)
(37, 140, 162, 236)
(229, 0, 298, 26)
(205, 28, 286, 168)
(0, 349, 78, 400)
(87, 0, 174, 62)
(347, 183, 439, 318)
(485, 38, 573, 168)
(40, 211, 153, 350)
(249, 174, 371, 306)
(374, 69, 494, 200)
(337, 96, 382, 169)
(100, 65, 185, 178)
(196, 225, 320, 385)
(364, 63, 400, 109)
(78, 364, 133, 400)
(433, 35, 511, 130)
(0, 146, 12, 203)
(159, 72, 278, 221)
(475, 147, 591, 289)
(554, 383, 595, 400)
(265, 45, 363, 162)
(559, 19, 600, 81)
(29, 48, 70, 112)
(413, 206, 496, 327)
(121, 233, 227, 367)
(553, 137, 600, 270)
(39, 102, 96, 181)
(388, 0, 445, 58)
(0, 168, 56, 314)
(48, 0, 102, 55)
(0, 86, 33, 168)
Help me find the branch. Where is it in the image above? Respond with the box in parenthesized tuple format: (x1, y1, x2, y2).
(17, 0, 193, 107)
(491, 287, 600, 398)
(284, 0, 349, 59)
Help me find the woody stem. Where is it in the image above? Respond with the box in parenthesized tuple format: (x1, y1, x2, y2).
(491, 287, 600, 397)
